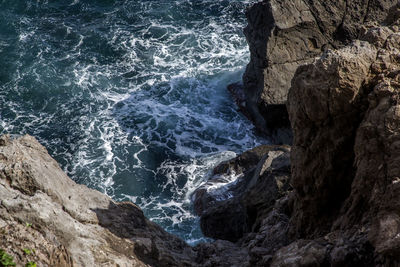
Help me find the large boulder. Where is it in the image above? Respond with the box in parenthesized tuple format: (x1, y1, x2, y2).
(0, 135, 196, 267)
(193, 145, 291, 242)
(241, 0, 396, 135)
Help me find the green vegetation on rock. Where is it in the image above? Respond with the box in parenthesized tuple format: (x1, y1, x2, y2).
(25, 262, 36, 267)
(0, 249, 16, 267)
(22, 249, 32, 255)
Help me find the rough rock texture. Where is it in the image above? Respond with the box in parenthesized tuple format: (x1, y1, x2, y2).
(285, 11, 400, 265)
(241, 0, 395, 135)
(0, 134, 196, 267)
(194, 5, 400, 266)
(193, 240, 249, 267)
(193, 144, 291, 243)
(3, 2, 400, 267)
(288, 39, 378, 237)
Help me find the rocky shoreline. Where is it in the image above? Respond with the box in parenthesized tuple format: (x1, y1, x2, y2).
(2, 1, 400, 266)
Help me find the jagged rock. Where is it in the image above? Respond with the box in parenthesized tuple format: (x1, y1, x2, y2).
(270, 239, 328, 267)
(193, 145, 291, 242)
(194, 239, 249, 267)
(269, 230, 376, 267)
(287, 39, 378, 237)
(3, 2, 400, 267)
(194, 145, 282, 216)
(241, 0, 396, 135)
(242, 193, 293, 266)
(339, 25, 400, 259)
(192, 3, 400, 267)
(0, 135, 196, 267)
(286, 15, 400, 264)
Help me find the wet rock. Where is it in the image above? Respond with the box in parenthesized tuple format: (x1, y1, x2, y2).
(194, 145, 285, 216)
(193, 145, 291, 242)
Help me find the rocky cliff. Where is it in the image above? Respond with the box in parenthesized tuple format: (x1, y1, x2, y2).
(0, 135, 260, 267)
(240, 0, 394, 137)
(0, 135, 196, 267)
(196, 1, 400, 266)
(2, 1, 400, 267)
(287, 8, 400, 262)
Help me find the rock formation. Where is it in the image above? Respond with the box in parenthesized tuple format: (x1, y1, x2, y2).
(285, 8, 400, 265)
(3, 1, 400, 267)
(240, 0, 395, 137)
(193, 145, 291, 242)
(197, 2, 400, 266)
(0, 134, 196, 267)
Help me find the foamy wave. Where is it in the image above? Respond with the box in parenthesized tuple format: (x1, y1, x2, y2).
(0, 0, 262, 242)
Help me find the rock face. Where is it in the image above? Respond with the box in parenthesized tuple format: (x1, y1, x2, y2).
(286, 9, 400, 265)
(242, 0, 394, 135)
(195, 4, 400, 266)
(287, 39, 378, 237)
(3, 2, 400, 267)
(193, 144, 292, 266)
(193, 145, 291, 242)
(0, 135, 196, 267)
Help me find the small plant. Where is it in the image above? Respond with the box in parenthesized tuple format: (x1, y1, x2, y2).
(0, 249, 16, 267)
(22, 249, 31, 255)
(25, 262, 36, 267)
(25, 222, 32, 227)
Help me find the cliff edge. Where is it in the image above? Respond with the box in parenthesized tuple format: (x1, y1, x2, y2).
(0, 134, 196, 267)
(240, 0, 394, 137)
(2, 1, 400, 267)
(197, 2, 400, 266)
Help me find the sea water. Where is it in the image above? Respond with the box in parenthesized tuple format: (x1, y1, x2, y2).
(0, 0, 265, 244)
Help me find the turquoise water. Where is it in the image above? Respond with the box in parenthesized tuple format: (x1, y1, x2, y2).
(0, 0, 264, 243)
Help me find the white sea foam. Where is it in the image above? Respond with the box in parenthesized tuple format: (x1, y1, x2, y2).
(0, 0, 262, 242)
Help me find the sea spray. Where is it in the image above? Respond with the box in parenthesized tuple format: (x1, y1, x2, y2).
(0, 0, 265, 243)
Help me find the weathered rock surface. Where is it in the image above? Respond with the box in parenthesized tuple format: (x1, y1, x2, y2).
(195, 5, 400, 266)
(241, 0, 396, 135)
(288, 39, 378, 237)
(0, 134, 196, 267)
(193, 144, 291, 243)
(3, 2, 400, 267)
(285, 11, 400, 265)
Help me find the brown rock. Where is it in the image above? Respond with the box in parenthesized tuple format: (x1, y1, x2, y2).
(287, 40, 378, 237)
(193, 145, 291, 242)
(241, 0, 397, 136)
(286, 16, 400, 265)
(0, 135, 196, 266)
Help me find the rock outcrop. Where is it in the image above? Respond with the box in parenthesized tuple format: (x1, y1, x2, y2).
(196, 3, 400, 266)
(0, 134, 196, 267)
(241, 0, 395, 136)
(3, 2, 400, 267)
(285, 9, 400, 265)
(193, 145, 291, 242)
(193, 144, 292, 265)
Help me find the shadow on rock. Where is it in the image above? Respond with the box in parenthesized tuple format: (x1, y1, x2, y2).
(93, 201, 196, 267)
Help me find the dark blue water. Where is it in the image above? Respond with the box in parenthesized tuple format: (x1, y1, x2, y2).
(0, 0, 264, 243)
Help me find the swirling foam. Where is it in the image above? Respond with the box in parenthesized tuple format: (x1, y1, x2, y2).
(0, 0, 264, 243)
